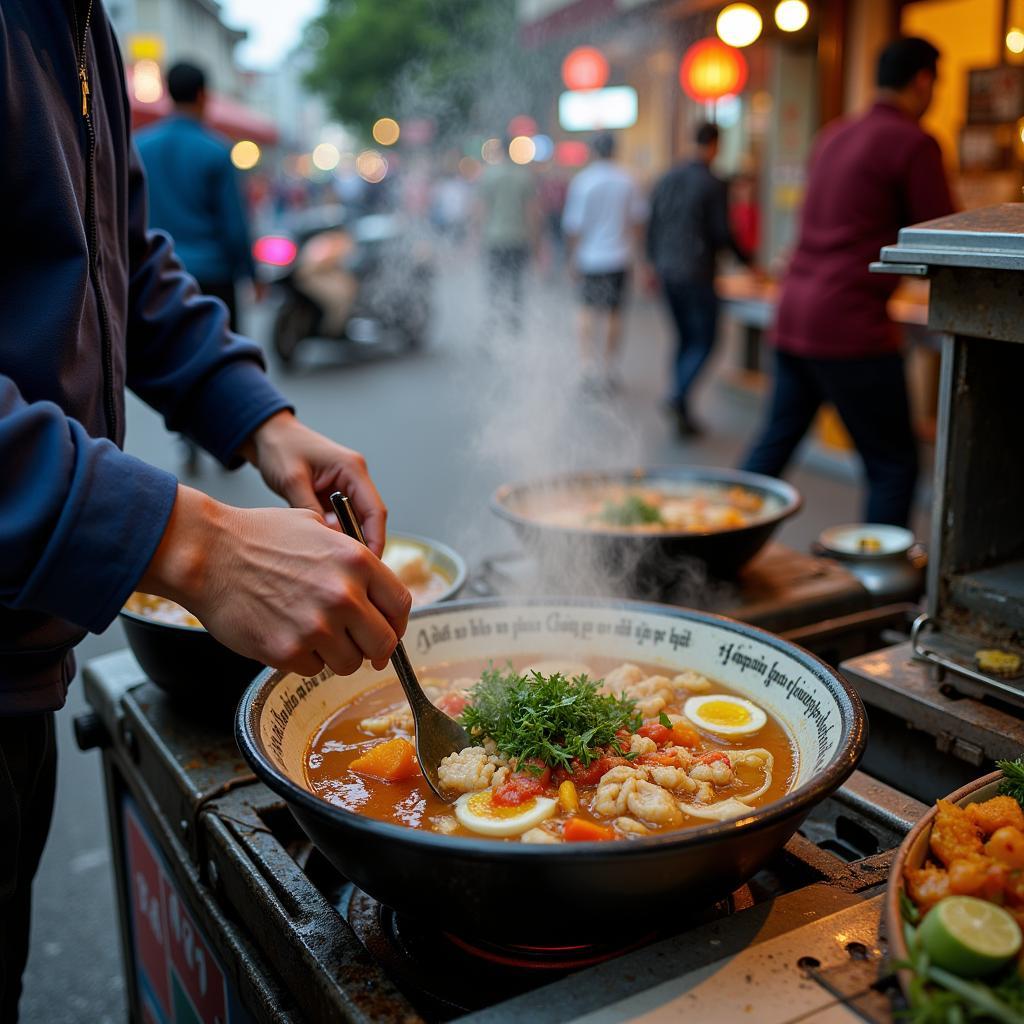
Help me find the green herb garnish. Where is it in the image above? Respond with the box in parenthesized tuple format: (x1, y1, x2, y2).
(460, 666, 641, 772)
(997, 757, 1024, 805)
(659, 711, 673, 729)
(596, 494, 663, 527)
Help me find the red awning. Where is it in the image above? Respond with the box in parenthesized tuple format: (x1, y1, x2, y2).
(127, 68, 279, 146)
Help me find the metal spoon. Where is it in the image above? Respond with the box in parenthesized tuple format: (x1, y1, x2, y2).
(329, 492, 471, 802)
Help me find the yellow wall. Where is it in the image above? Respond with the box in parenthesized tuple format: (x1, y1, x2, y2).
(901, 0, 1000, 166)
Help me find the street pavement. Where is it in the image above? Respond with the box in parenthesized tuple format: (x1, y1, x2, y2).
(18, 252, 929, 1022)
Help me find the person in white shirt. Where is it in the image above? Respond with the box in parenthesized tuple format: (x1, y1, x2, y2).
(561, 132, 648, 391)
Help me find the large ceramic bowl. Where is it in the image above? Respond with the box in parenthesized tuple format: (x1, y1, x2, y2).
(491, 466, 802, 585)
(885, 771, 1001, 996)
(237, 598, 865, 944)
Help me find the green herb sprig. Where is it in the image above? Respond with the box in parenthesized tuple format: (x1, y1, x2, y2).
(596, 494, 663, 527)
(460, 666, 641, 772)
(997, 757, 1024, 805)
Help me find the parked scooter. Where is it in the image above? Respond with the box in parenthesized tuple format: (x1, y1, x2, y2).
(254, 205, 434, 366)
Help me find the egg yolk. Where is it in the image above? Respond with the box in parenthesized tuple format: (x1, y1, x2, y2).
(466, 791, 539, 819)
(696, 700, 751, 726)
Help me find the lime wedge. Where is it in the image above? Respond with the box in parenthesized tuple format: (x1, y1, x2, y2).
(919, 895, 1022, 978)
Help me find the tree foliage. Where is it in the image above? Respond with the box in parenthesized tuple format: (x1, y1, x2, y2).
(305, 0, 535, 140)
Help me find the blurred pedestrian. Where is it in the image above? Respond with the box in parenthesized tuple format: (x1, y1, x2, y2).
(137, 63, 261, 332)
(741, 37, 954, 526)
(562, 132, 647, 392)
(647, 123, 751, 437)
(0, 10, 410, 1019)
(137, 62, 262, 473)
(476, 137, 538, 332)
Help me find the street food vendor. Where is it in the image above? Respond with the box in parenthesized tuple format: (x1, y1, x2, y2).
(0, 4, 411, 1018)
(741, 37, 955, 527)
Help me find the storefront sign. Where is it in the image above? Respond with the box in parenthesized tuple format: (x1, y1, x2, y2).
(967, 66, 1024, 124)
(558, 86, 638, 131)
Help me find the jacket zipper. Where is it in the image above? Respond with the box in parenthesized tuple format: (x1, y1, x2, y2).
(74, 0, 118, 440)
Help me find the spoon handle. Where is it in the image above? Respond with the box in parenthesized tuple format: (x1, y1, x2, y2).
(328, 493, 432, 714)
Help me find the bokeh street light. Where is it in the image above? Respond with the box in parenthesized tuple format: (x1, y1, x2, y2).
(561, 46, 610, 90)
(716, 3, 763, 47)
(508, 136, 536, 164)
(481, 137, 503, 164)
(230, 140, 260, 170)
(356, 149, 388, 183)
(372, 117, 400, 146)
(312, 142, 341, 171)
(775, 0, 810, 32)
(132, 59, 163, 103)
(1008, 27, 1024, 54)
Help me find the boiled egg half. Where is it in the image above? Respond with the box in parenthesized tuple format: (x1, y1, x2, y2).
(683, 694, 767, 737)
(454, 790, 557, 837)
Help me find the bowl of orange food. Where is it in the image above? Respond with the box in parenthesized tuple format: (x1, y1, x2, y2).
(887, 765, 1024, 1017)
(237, 597, 865, 944)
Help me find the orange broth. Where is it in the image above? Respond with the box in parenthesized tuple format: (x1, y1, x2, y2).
(304, 656, 796, 842)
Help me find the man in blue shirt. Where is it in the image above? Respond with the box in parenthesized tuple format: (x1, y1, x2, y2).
(0, 6, 410, 1016)
(137, 62, 258, 329)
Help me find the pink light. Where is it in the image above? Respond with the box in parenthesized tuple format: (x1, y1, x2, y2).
(554, 141, 590, 167)
(253, 235, 297, 267)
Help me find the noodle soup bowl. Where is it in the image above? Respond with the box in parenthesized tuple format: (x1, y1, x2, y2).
(237, 598, 865, 944)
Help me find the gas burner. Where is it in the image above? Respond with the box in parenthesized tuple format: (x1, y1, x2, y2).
(441, 929, 659, 971)
(339, 882, 738, 1018)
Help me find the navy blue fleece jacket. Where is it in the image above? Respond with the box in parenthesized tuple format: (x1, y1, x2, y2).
(0, 0, 291, 712)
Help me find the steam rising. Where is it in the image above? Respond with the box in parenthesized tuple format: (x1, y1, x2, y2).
(370, 10, 730, 608)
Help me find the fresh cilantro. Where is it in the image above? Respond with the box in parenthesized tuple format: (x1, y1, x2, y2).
(997, 757, 1024, 805)
(659, 711, 673, 729)
(595, 494, 663, 527)
(460, 666, 641, 772)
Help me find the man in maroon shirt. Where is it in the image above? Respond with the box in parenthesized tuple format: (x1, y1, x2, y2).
(742, 37, 954, 526)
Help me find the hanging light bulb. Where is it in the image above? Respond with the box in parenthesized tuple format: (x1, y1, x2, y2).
(716, 3, 763, 48)
(775, 0, 810, 32)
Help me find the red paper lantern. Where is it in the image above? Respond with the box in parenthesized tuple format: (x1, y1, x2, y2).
(561, 46, 610, 91)
(679, 38, 748, 102)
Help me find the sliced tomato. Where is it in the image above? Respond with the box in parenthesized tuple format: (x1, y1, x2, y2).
(563, 817, 616, 842)
(670, 723, 701, 748)
(568, 755, 628, 787)
(492, 774, 546, 806)
(637, 723, 672, 746)
(435, 692, 468, 717)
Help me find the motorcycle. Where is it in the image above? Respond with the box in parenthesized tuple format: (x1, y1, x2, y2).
(254, 205, 434, 367)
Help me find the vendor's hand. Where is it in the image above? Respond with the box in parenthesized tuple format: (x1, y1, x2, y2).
(138, 486, 411, 676)
(240, 411, 387, 556)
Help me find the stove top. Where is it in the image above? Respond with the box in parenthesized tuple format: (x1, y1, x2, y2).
(82, 651, 929, 1024)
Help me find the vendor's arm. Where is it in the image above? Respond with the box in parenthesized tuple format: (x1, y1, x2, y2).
(124, 141, 290, 468)
(123, 143, 386, 550)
